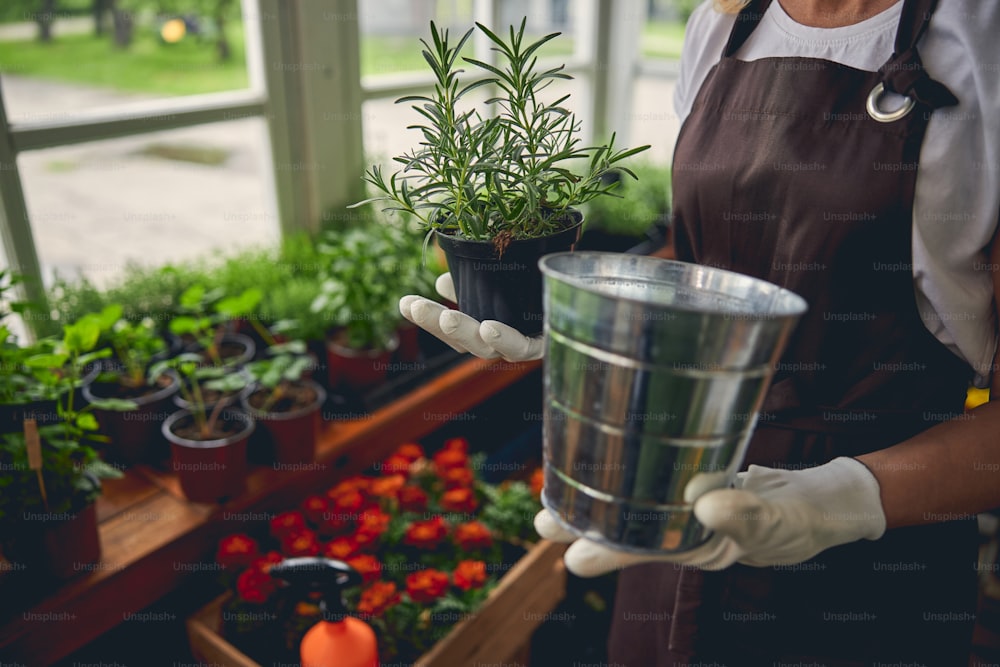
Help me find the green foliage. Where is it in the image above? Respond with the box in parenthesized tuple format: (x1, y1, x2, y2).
(242, 351, 311, 413)
(583, 161, 671, 237)
(478, 480, 540, 543)
(353, 20, 650, 241)
(150, 352, 247, 438)
(102, 307, 167, 388)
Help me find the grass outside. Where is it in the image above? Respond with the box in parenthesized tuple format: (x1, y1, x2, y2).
(641, 20, 687, 60)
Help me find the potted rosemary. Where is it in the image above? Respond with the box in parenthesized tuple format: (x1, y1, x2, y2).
(83, 305, 180, 463)
(352, 20, 649, 334)
(153, 354, 253, 503)
(239, 343, 326, 465)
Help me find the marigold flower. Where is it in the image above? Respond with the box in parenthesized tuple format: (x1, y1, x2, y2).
(443, 466, 474, 489)
(405, 569, 450, 603)
(216, 533, 260, 569)
(433, 447, 468, 472)
(346, 554, 382, 584)
(440, 486, 477, 513)
(369, 474, 406, 500)
(530, 467, 545, 499)
(281, 529, 321, 557)
(301, 495, 329, 525)
(358, 581, 401, 616)
(269, 511, 306, 540)
(398, 485, 429, 512)
(453, 521, 494, 551)
(453, 560, 488, 591)
(395, 442, 425, 462)
(323, 536, 360, 560)
(403, 516, 449, 549)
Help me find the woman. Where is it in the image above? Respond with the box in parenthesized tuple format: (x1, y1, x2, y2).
(401, 0, 1000, 663)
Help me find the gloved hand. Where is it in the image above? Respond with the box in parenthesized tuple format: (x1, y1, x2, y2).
(535, 457, 886, 576)
(399, 273, 543, 362)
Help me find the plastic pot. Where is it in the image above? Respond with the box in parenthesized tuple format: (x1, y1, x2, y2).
(162, 409, 254, 503)
(240, 379, 326, 465)
(396, 322, 421, 363)
(326, 333, 399, 391)
(434, 213, 583, 336)
(2, 501, 100, 579)
(83, 371, 180, 464)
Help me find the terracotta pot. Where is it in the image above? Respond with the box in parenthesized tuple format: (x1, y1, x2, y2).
(2, 502, 100, 580)
(396, 322, 421, 363)
(326, 333, 399, 391)
(83, 371, 180, 464)
(162, 409, 253, 503)
(239, 379, 326, 465)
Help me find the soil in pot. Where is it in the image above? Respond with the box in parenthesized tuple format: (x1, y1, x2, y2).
(186, 333, 256, 369)
(326, 331, 399, 391)
(84, 372, 180, 464)
(163, 410, 252, 503)
(241, 379, 326, 465)
(435, 212, 583, 336)
(2, 502, 101, 580)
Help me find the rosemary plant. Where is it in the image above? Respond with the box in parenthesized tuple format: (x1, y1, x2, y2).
(352, 19, 650, 244)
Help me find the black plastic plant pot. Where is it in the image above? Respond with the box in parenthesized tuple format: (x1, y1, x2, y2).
(162, 409, 253, 503)
(239, 379, 326, 465)
(0, 399, 61, 436)
(2, 501, 100, 580)
(83, 372, 181, 464)
(434, 213, 583, 335)
(185, 333, 257, 370)
(326, 333, 399, 391)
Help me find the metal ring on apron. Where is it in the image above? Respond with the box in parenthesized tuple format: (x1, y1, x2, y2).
(866, 82, 916, 123)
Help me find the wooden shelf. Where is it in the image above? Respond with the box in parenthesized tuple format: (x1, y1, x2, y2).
(0, 356, 540, 666)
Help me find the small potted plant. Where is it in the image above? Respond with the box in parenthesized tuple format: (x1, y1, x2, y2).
(154, 353, 254, 503)
(83, 305, 180, 463)
(311, 227, 406, 391)
(352, 20, 649, 334)
(170, 285, 256, 369)
(239, 343, 327, 465)
(1, 312, 129, 579)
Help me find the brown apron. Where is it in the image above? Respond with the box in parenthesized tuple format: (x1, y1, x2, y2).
(609, 0, 980, 664)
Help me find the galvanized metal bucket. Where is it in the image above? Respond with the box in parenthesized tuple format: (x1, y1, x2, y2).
(539, 252, 808, 553)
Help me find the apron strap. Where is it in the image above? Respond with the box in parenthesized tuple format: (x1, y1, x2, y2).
(722, 0, 774, 58)
(879, 0, 959, 108)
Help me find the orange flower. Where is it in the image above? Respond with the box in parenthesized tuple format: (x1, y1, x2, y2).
(281, 529, 321, 557)
(358, 581, 400, 616)
(443, 466, 474, 489)
(405, 569, 450, 603)
(443, 437, 469, 454)
(327, 476, 371, 499)
(324, 536, 360, 560)
(441, 486, 477, 513)
(369, 474, 406, 500)
(215, 533, 260, 569)
(395, 442, 425, 462)
(301, 495, 329, 526)
(346, 554, 382, 584)
(354, 509, 391, 549)
(398, 485, 428, 512)
(453, 521, 493, 551)
(433, 448, 468, 471)
(236, 566, 276, 604)
(332, 489, 366, 515)
(380, 454, 413, 477)
(249, 550, 284, 573)
(530, 468, 545, 499)
(453, 560, 487, 591)
(403, 517, 449, 549)
(269, 511, 306, 540)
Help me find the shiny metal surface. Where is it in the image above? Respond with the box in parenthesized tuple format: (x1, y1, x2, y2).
(538, 252, 808, 552)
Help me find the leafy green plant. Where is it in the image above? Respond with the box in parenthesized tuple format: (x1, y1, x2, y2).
(169, 284, 227, 365)
(242, 344, 312, 413)
(352, 20, 649, 244)
(478, 480, 541, 544)
(583, 162, 671, 237)
(101, 305, 168, 389)
(150, 353, 248, 440)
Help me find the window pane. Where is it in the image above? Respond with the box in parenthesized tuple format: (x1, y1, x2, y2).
(17, 118, 277, 289)
(360, 0, 577, 77)
(0, 1, 253, 122)
(642, 0, 690, 60)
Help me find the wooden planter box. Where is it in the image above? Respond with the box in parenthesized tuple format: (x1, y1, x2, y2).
(187, 540, 567, 667)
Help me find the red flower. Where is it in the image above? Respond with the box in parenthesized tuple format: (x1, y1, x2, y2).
(301, 495, 329, 525)
(443, 437, 469, 454)
(216, 534, 260, 569)
(369, 474, 406, 500)
(327, 476, 371, 499)
(317, 508, 351, 537)
(358, 581, 400, 616)
(440, 487, 477, 513)
(270, 511, 306, 540)
(405, 569, 450, 603)
(380, 454, 413, 477)
(354, 509, 391, 549)
(433, 448, 468, 472)
(324, 536, 360, 560)
(453, 521, 493, 551)
(249, 550, 284, 573)
(398, 485, 428, 512)
(236, 566, 277, 604)
(403, 517, 449, 549)
(346, 554, 382, 584)
(443, 466, 474, 489)
(332, 489, 366, 515)
(281, 529, 321, 557)
(395, 442, 425, 462)
(453, 560, 487, 591)
(530, 468, 545, 499)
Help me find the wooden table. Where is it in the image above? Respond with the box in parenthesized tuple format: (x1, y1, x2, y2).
(0, 357, 540, 665)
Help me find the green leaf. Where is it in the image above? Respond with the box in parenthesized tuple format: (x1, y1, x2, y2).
(86, 398, 139, 412)
(75, 412, 100, 431)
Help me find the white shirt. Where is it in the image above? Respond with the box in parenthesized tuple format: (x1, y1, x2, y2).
(674, 0, 1000, 387)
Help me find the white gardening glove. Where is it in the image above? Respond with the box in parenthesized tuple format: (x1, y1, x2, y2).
(399, 273, 543, 362)
(536, 457, 886, 577)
